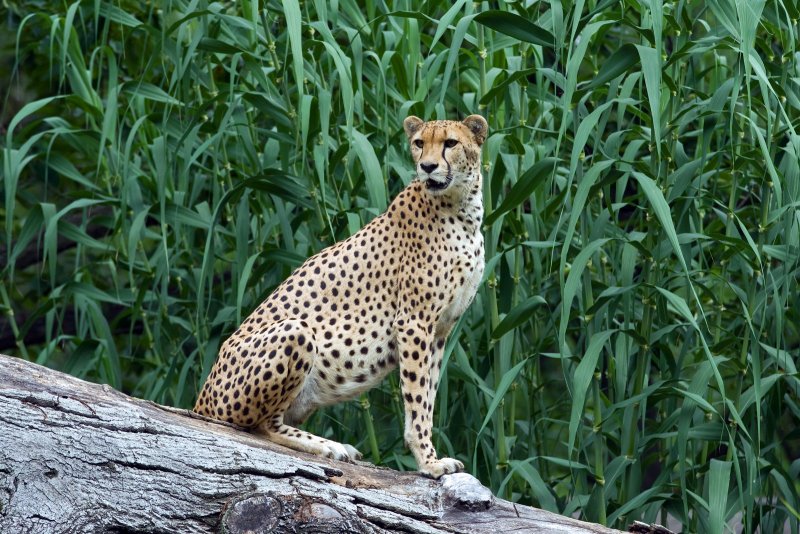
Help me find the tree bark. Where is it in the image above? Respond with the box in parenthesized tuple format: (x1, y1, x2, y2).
(0, 353, 628, 534)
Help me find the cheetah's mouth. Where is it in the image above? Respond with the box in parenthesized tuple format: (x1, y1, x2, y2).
(425, 176, 452, 191)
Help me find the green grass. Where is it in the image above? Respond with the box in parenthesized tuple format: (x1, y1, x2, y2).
(1, 1, 799, 531)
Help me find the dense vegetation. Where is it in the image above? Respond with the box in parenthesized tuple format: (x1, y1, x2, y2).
(2, 1, 799, 532)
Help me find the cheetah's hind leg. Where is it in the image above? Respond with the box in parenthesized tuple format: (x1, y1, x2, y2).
(240, 319, 361, 463)
(254, 418, 362, 463)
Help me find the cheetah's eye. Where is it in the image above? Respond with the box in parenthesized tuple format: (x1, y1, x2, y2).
(444, 139, 458, 148)
(414, 139, 424, 149)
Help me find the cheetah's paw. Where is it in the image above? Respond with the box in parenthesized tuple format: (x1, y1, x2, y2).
(320, 440, 362, 463)
(420, 457, 464, 479)
(343, 444, 363, 462)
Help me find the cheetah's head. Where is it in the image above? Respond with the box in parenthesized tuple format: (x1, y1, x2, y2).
(403, 115, 488, 194)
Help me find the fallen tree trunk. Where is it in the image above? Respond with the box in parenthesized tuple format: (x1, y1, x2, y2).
(0, 353, 628, 533)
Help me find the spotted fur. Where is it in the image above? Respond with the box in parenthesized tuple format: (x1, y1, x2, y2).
(194, 115, 488, 478)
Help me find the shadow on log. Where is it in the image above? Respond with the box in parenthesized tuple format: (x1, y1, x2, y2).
(0, 354, 665, 533)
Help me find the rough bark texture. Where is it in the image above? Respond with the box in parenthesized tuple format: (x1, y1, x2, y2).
(0, 353, 625, 534)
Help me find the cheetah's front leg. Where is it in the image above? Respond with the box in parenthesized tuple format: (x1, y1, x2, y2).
(397, 323, 463, 478)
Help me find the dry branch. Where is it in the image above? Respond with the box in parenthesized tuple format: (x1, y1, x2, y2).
(0, 353, 631, 533)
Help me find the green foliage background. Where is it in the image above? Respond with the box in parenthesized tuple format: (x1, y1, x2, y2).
(2, 0, 799, 531)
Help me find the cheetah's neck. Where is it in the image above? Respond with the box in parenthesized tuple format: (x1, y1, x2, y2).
(429, 172, 483, 232)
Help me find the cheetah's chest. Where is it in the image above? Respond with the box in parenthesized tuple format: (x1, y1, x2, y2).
(439, 228, 484, 330)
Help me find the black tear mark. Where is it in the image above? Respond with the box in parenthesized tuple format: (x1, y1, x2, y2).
(441, 143, 452, 180)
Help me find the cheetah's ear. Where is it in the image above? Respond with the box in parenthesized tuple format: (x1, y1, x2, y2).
(462, 115, 488, 146)
(403, 116, 424, 139)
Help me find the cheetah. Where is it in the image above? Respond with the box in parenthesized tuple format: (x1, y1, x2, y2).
(194, 115, 488, 478)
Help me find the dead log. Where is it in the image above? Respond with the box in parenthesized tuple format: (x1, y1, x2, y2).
(0, 353, 626, 533)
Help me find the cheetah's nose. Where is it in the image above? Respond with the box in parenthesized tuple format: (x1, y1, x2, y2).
(420, 162, 439, 174)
